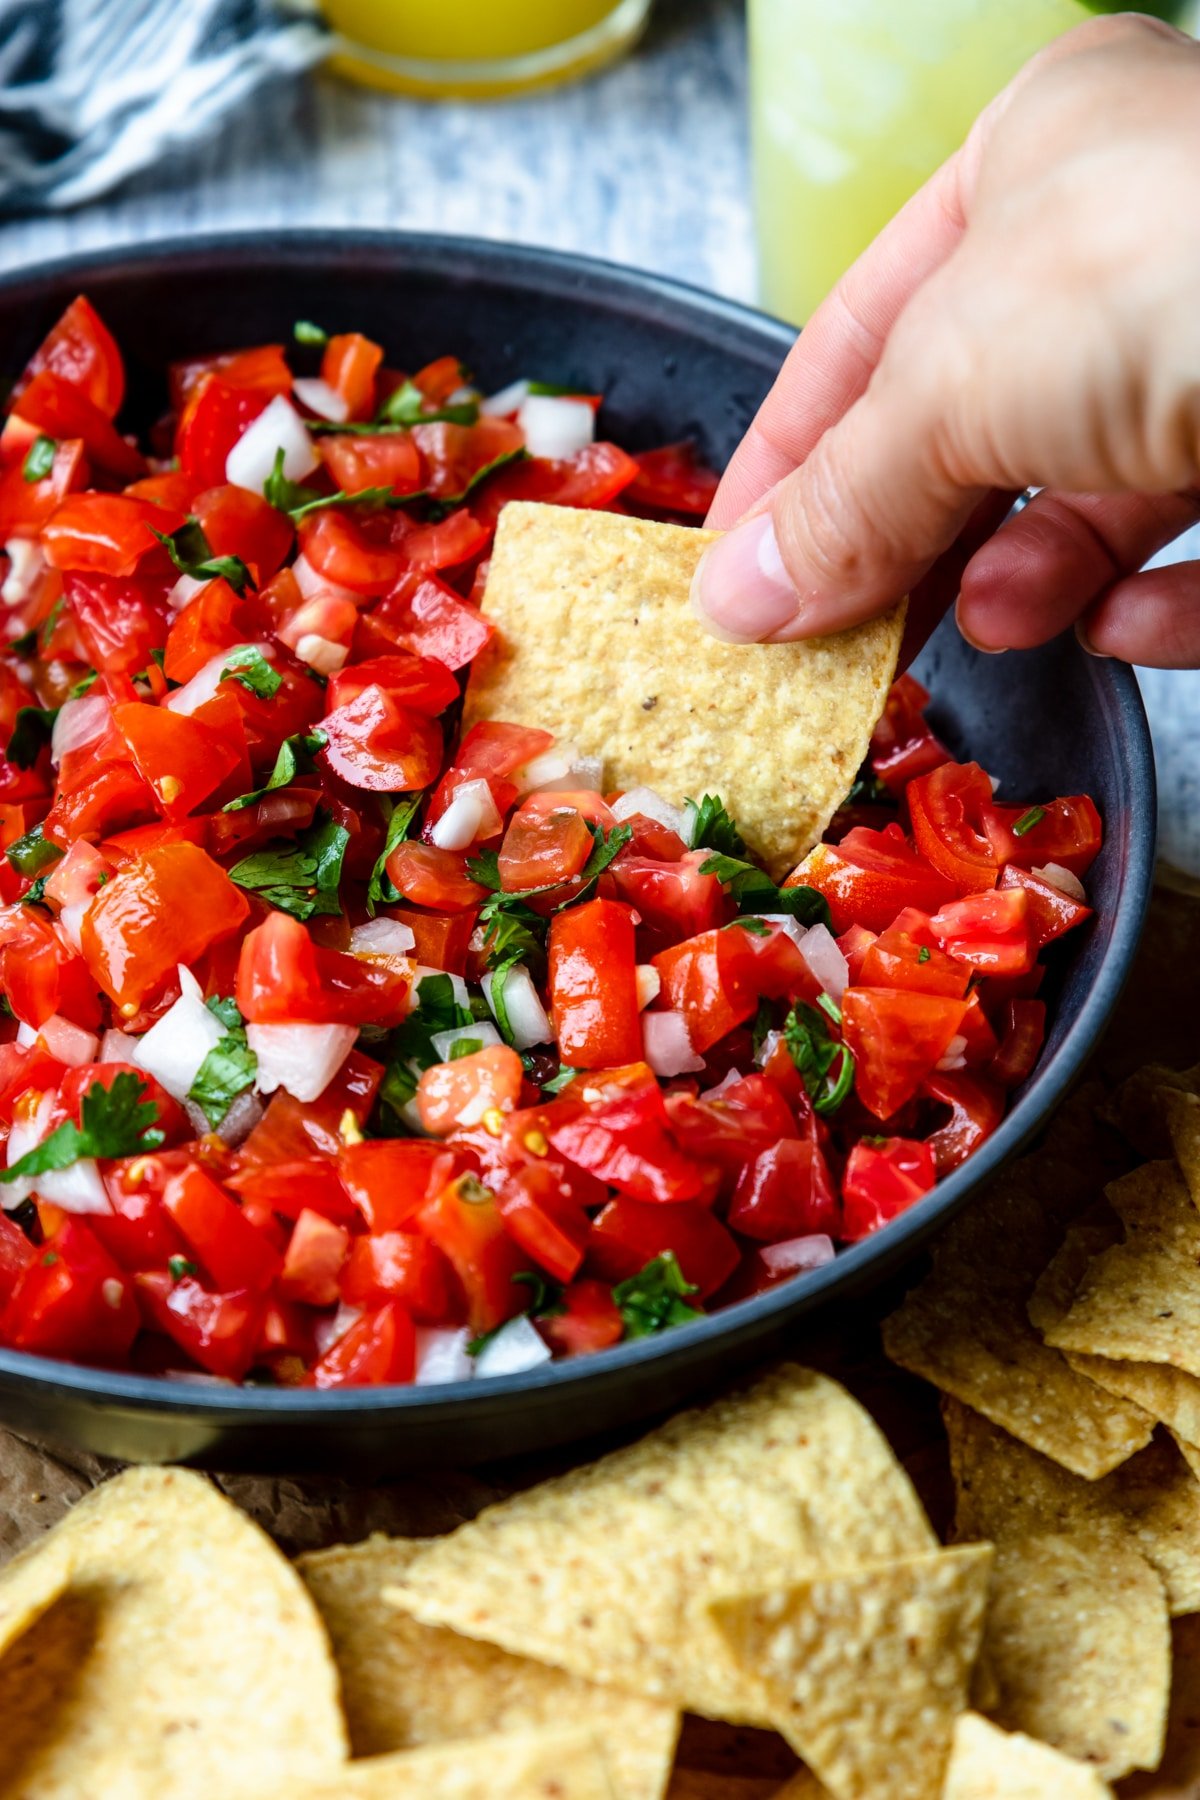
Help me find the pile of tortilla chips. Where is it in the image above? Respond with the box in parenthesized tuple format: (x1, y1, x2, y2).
(885, 1061, 1200, 1790)
(0, 1361, 1124, 1800)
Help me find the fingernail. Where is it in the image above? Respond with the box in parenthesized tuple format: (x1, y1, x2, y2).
(954, 600, 1006, 655)
(691, 513, 800, 643)
(1075, 618, 1112, 659)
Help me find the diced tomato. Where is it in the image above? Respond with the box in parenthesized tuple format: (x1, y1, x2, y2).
(337, 1138, 453, 1232)
(0, 904, 94, 1029)
(321, 332, 384, 421)
(359, 573, 493, 670)
(869, 674, 951, 793)
(44, 496, 178, 580)
(81, 840, 249, 1012)
(176, 374, 276, 488)
(44, 759, 158, 849)
(0, 438, 88, 542)
(537, 1278, 624, 1357)
(136, 1271, 264, 1379)
(549, 898, 643, 1069)
(495, 1161, 590, 1283)
(456, 720, 555, 784)
(412, 417, 524, 502)
(416, 1043, 524, 1136)
(608, 849, 728, 940)
(236, 911, 408, 1027)
(320, 683, 443, 792)
(472, 442, 639, 528)
(0, 1211, 36, 1296)
(727, 1134, 839, 1241)
(986, 795, 1103, 879)
(841, 987, 969, 1119)
(625, 442, 720, 516)
(907, 762, 1002, 895)
(955, 989, 1000, 1068)
(549, 1084, 704, 1204)
(416, 1173, 532, 1334)
(859, 906, 969, 998)
(922, 1070, 1006, 1174)
(309, 1301, 418, 1388)
(841, 1137, 937, 1241)
(665, 1072, 798, 1180)
(499, 807, 593, 892)
(162, 576, 255, 683)
(996, 865, 1092, 951)
(161, 1164, 281, 1292)
(2, 1217, 139, 1363)
(651, 926, 758, 1054)
(113, 700, 242, 820)
(168, 344, 292, 413)
(327, 652, 458, 717)
(319, 432, 423, 497)
(410, 355, 467, 403)
(277, 1209, 349, 1307)
(990, 999, 1047, 1089)
(66, 571, 171, 676)
(929, 888, 1036, 976)
(11, 296, 125, 419)
(339, 1231, 456, 1321)
(391, 509, 490, 574)
(193, 484, 294, 584)
(300, 508, 401, 596)
(13, 372, 144, 481)
(386, 842, 486, 912)
(587, 1198, 736, 1299)
(95, 1160, 190, 1271)
(790, 824, 955, 933)
(388, 904, 477, 974)
(236, 1050, 383, 1165)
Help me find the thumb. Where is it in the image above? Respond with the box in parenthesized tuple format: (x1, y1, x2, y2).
(690, 342, 991, 644)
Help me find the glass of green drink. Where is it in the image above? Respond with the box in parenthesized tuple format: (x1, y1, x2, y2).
(749, 0, 1197, 325)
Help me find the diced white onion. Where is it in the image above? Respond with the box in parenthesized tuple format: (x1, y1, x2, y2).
(3, 1091, 54, 1204)
(350, 918, 417, 957)
(30, 1015, 99, 1069)
(635, 964, 661, 1011)
(611, 786, 687, 837)
(314, 1303, 363, 1359)
(517, 394, 595, 461)
(37, 1156, 112, 1215)
(643, 1009, 705, 1077)
(702, 1068, 744, 1099)
(133, 965, 224, 1103)
(293, 376, 349, 423)
(1033, 862, 1087, 903)
(51, 692, 110, 765)
(294, 632, 349, 675)
(480, 378, 530, 418)
(291, 553, 359, 605)
(430, 778, 503, 851)
(2, 539, 46, 606)
(482, 964, 552, 1050)
(99, 1028, 139, 1064)
(754, 912, 808, 952)
(798, 922, 850, 1004)
(411, 968, 470, 1013)
(936, 1034, 969, 1073)
(473, 1314, 553, 1379)
(225, 394, 318, 493)
(247, 1021, 357, 1103)
(516, 743, 603, 796)
(415, 1326, 474, 1385)
(760, 1235, 836, 1278)
(166, 572, 209, 614)
(430, 1021, 501, 1063)
(164, 650, 231, 717)
(56, 901, 88, 953)
(755, 1028, 784, 1070)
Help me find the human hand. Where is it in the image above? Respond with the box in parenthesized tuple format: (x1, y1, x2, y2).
(693, 13, 1200, 667)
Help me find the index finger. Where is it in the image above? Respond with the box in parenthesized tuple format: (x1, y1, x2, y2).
(708, 148, 972, 530)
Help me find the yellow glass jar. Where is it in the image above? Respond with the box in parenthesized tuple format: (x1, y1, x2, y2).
(324, 0, 653, 98)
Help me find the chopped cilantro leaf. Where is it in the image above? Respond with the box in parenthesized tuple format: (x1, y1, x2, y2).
(205, 994, 243, 1031)
(151, 519, 250, 596)
(168, 1255, 199, 1280)
(6, 705, 58, 770)
(469, 823, 632, 911)
(1012, 805, 1047, 838)
(222, 730, 327, 812)
(220, 644, 281, 699)
(1, 1072, 164, 1183)
(751, 997, 774, 1059)
(541, 1065, 578, 1096)
(449, 1036, 483, 1061)
(189, 1030, 257, 1130)
(684, 793, 744, 857)
(22, 435, 55, 482)
(379, 377, 478, 429)
(783, 1002, 855, 1115)
(426, 447, 526, 517)
(293, 320, 329, 346)
(613, 1253, 703, 1338)
(20, 873, 50, 908)
(699, 850, 831, 929)
(38, 597, 64, 651)
(379, 974, 474, 1120)
(9, 628, 37, 657)
(6, 824, 62, 879)
(844, 767, 892, 807)
(68, 668, 99, 699)
(467, 1270, 564, 1356)
(723, 915, 770, 937)
(366, 795, 421, 912)
(917, 945, 932, 964)
(229, 812, 350, 921)
(264, 448, 417, 520)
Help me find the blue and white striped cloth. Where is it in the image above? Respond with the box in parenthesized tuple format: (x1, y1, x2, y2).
(0, 0, 328, 213)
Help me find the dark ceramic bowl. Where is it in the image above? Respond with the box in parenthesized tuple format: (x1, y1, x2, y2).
(0, 232, 1155, 1473)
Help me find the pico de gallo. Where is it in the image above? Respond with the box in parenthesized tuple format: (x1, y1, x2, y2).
(0, 296, 1102, 1388)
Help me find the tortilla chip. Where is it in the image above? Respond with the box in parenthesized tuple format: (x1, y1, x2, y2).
(976, 1531, 1168, 1778)
(1131, 1613, 1200, 1795)
(1100, 1063, 1200, 1160)
(1165, 1087, 1200, 1207)
(0, 1533, 71, 1659)
(385, 1366, 934, 1723)
(298, 1536, 678, 1800)
(943, 1713, 1114, 1799)
(944, 1397, 1200, 1615)
(667, 1778, 793, 1800)
(1044, 1163, 1200, 1375)
(0, 1467, 346, 1799)
(883, 1149, 1153, 1479)
(708, 1544, 992, 1800)
(767, 1778, 834, 1800)
(265, 1729, 615, 1799)
(464, 503, 904, 879)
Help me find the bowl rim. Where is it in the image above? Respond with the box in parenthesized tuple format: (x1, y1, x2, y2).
(0, 227, 1158, 1419)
